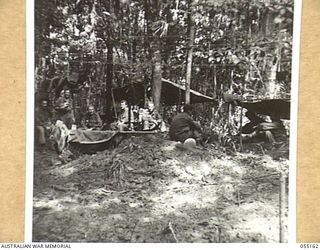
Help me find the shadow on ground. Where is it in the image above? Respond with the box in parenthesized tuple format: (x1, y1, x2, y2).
(33, 135, 288, 242)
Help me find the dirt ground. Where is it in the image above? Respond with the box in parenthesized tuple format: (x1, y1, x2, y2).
(33, 134, 289, 243)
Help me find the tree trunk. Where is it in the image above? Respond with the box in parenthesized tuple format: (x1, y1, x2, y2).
(105, 42, 113, 122)
(143, 0, 152, 60)
(146, 0, 163, 111)
(132, 14, 138, 63)
(152, 43, 162, 111)
(264, 9, 271, 36)
(213, 65, 217, 96)
(266, 56, 278, 98)
(185, 0, 196, 104)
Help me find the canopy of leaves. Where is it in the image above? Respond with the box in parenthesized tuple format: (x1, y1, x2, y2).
(35, 0, 293, 103)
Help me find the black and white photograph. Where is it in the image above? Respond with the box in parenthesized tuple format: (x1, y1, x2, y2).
(31, 0, 299, 244)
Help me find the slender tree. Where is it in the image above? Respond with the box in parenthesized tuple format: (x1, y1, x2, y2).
(185, 0, 197, 104)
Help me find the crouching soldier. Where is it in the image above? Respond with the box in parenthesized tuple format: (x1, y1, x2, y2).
(169, 104, 203, 145)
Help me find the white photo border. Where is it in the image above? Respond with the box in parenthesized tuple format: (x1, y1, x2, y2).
(25, 0, 303, 248)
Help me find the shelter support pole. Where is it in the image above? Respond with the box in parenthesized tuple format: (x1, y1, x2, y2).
(239, 104, 243, 152)
(279, 171, 286, 243)
(239, 78, 245, 152)
(213, 65, 217, 95)
(111, 88, 117, 119)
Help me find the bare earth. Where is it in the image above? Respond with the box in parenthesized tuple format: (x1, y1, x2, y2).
(33, 134, 288, 243)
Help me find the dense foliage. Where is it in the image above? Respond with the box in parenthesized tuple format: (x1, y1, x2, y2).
(35, 0, 293, 137)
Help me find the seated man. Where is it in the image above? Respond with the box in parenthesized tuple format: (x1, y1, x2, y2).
(35, 99, 52, 148)
(141, 101, 163, 131)
(169, 104, 203, 144)
(241, 111, 286, 143)
(241, 111, 266, 135)
(110, 100, 134, 131)
(81, 105, 103, 130)
(55, 89, 75, 129)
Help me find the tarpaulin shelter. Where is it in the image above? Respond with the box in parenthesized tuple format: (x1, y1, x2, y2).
(239, 99, 291, 120)
(223, 93, 291, 119)
(112, 78, 215, 105)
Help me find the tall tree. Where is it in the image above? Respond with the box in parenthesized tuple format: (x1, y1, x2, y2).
(185, 0, 197, 104)
(146, 0, 169, 111)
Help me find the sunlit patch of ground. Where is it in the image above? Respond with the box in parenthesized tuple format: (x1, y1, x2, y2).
(33, 135, 288, 243)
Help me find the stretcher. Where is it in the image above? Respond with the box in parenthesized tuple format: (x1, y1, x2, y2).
(68, 129, 158, 153)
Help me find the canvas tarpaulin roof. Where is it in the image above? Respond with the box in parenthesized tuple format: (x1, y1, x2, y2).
(112, 78, 215, 105)
(239, 99, 291, 120)
(223, 93, 291, 119)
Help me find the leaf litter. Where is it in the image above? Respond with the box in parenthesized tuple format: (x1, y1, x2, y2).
(33, 134, 288, 243)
